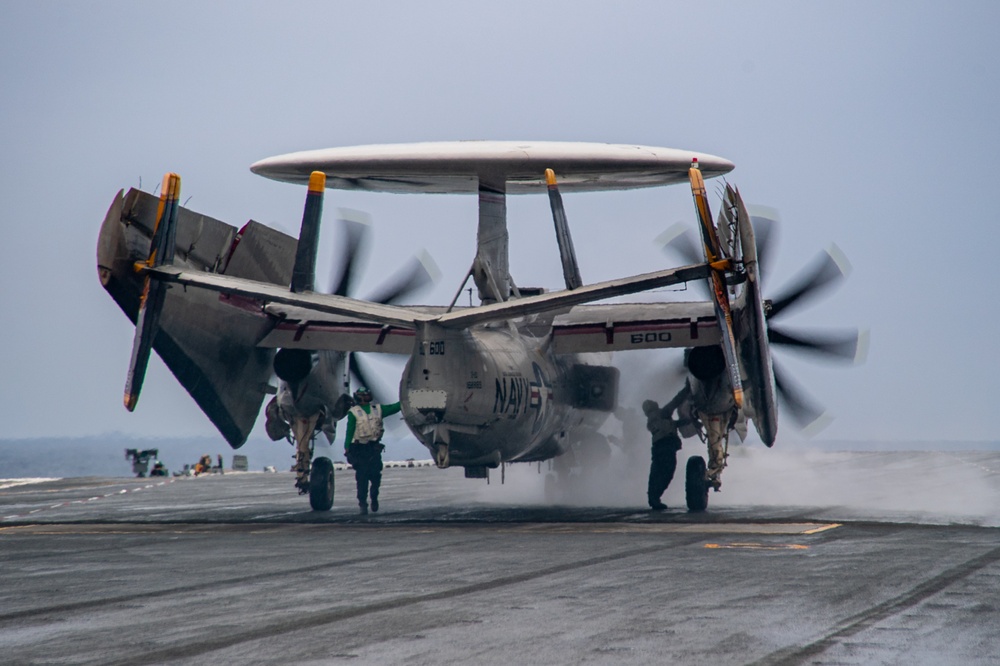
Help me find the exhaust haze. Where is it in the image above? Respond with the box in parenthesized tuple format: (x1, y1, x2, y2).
(473, 441, 1000, 528)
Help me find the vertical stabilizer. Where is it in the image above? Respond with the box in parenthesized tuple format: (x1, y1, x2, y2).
(689, 160, 743, 410)
(124, 172, 181, 411)
(290, 171, 326, 293)
(545, 169, 583, 290)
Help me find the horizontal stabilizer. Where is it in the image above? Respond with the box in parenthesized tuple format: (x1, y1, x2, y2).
(148, 259, 713, 354)
(433, 263, 711, 330)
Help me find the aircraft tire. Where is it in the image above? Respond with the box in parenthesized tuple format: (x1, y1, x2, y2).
(685, 455, 709, 513)
(309, 456, 335, 511)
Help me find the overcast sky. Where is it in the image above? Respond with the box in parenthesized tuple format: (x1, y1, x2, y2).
(2, 1, 997, 445)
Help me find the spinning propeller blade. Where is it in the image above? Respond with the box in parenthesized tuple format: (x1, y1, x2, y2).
(772, 360, 826, 429)
(656, 223, 705, 268)
(747, 207, 778, 287)
(767, 245, 850, 320)
(767, 325, 864, 363)
(326, 208, 439, 406)
(364, 250, 440, 305)
(348, 353, 381, 403)
(329, 210, 371, 297)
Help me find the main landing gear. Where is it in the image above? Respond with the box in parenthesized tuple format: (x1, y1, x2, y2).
(685, 455, 710, 512)
(288, 421, 335, 512)
(309, 456, 335, 511)
(684, 451, 728, 512)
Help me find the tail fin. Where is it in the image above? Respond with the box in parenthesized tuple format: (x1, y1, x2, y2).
(688, 160, 744, 410)
(124, 173, 180, 411)
(290, 171, 326, 293)
(545, 169, 583, 290)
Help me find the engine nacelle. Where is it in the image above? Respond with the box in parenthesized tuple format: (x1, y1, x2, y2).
(273, 349, 316, 383)
(686, 346, 726, 382)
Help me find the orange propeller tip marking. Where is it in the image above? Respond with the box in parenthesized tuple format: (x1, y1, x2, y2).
(308, 171, 326, 193)
(545, 168, 557, 186)
(124, 394, 137, 412)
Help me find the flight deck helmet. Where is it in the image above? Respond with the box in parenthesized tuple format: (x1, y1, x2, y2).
(353, 387, 373, 404)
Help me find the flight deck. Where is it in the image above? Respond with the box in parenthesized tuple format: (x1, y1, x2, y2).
(2, 450, 999, 665)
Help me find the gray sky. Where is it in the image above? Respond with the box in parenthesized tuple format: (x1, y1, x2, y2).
(1, 1, 997, 444)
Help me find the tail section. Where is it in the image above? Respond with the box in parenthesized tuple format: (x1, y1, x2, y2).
(97, 176, 297, 446)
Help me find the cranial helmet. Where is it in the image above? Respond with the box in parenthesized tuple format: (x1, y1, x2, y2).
(353, 387, 372, 402)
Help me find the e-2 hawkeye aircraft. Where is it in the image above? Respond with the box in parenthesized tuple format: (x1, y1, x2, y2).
(96, 141, 798, 511)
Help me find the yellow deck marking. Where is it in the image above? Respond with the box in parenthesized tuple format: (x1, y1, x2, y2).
(803, 523, 842, 535)
(516, 522, 839, 535)
(704, 543, 810, 550)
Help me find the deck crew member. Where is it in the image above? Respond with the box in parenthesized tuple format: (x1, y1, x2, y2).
(643, 389, 693, 510)
(344, 387, 401, 514)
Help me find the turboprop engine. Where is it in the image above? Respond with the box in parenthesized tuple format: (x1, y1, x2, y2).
(661, 183, 865, 442)
(265, 348, 352, 444)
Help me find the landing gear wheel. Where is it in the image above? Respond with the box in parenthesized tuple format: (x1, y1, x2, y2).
(309, 456, 334, 511)
(685, 455, 709, 513)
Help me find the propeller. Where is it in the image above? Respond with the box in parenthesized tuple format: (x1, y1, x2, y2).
(771, 359, 826, 429)
(659, 208, 865, 430)
(766, 243, 850, 320)
(328, 208, 439, 402)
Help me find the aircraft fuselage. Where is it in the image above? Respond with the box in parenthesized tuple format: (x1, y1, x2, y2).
(401, 323, 605, 467)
